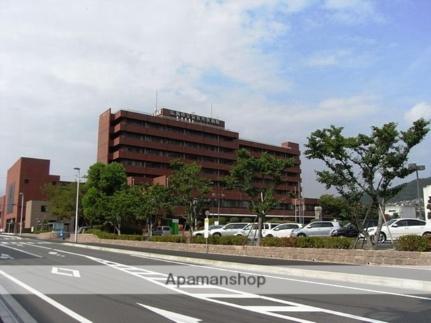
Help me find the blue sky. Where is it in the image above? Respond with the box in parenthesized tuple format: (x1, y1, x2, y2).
(0, 0, 430, 197)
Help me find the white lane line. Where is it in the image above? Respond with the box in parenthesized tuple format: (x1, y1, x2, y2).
(245, 306, 321, 312)
(137, 303, 202, 323)
(0, 244, 42, 258)
(0, 270, 92, 323)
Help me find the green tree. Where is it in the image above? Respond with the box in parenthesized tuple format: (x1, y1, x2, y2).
(168, 161, 210, 233)
(133, 184, 173, 236)
(82, 162, 127, 227)
(107, 186, 145, 235)
(319, 194, 351, 221)
(44, 182, 85, 220)
(225, 148, 294, 245)
(305, 119, 430, 247)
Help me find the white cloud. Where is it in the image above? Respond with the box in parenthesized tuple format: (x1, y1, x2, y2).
(323, 0, 385, 24)
(305, 49, 350, 67)
(404, 102, 431, 123)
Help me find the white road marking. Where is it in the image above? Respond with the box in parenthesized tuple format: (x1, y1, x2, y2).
(0, 244, 42, 258)
(0, 253, 14, 260)
(137, 303, 202, 323)
(0, 270, 91, 323)
(89, 256, 385, 323)
(51, 267, 81, 278)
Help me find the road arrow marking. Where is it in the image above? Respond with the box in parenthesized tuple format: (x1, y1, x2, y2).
(137, 303, 201, 323)
(51, 267, 80, 277)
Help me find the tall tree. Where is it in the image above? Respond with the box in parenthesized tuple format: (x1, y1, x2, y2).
(44, 182, 85, 220)
(168, 161, 210, 233)
(82, 162, 127, 227)
(137, 184, 173, 235)
(225, 148, 294, 245)
(319, 194, 351, 221)
(107, 186, 145, 235)
(305, 119, 430, 247)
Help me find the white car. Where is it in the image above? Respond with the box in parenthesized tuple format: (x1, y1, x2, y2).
(211, 223, 249, 237)
(192, 225, 223, 237)
(263, 223, 303, 238)
(367, 218, 431, 242)
(236, 223, 281, 239)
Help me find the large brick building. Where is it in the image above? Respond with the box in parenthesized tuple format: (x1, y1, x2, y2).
(0, 158, 60, 232)
(97, 108, 318, 221)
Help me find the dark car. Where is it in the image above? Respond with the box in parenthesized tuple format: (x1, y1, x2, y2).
(331, 223, 359, 237)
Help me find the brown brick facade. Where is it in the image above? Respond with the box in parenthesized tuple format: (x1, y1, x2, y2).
(1, 158, 60, 232)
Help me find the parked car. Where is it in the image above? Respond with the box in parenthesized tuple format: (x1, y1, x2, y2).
(152, 226, 171, 236)
(211, 223, 249, 237)
(236, 222, 281, 239)
(365, 218, 431, 242)
(192, 225, 224, 237)
(291, 221, 341, 237)
(331, 223, 359, 237)
(263, 223, 302, 238)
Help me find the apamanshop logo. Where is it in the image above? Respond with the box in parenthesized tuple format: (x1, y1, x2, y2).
(166, 273, 266, 288)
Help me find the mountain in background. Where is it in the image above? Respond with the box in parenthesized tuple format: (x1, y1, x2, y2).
(388, 177, 431, 202)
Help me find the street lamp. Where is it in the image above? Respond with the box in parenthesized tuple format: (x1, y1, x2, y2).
(19, 192, 24, 236)
(73, 167, 80, 243)
(408, 163, 426, 218)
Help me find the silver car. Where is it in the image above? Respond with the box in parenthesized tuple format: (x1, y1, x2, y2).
(291, 221, 341, 237)
(192, 225, 224, 237)
(211, 223, 249, 237)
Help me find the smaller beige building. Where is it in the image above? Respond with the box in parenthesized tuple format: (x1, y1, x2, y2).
(25, 200, 73, 232)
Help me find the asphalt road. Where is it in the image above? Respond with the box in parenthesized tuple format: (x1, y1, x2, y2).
(0, 235, 430, 323)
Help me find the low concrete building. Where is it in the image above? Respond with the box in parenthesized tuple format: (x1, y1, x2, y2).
(385, 204, 416, 219)
(24, 200, 72, 232)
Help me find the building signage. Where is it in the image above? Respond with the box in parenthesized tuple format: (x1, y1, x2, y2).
(159, 108, 225, 128)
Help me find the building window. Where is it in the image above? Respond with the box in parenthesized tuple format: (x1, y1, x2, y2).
(24, 179, 30, 184)
(41, 205, 47, 212)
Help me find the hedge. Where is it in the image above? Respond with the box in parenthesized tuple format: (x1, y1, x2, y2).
(88, 229, 144, 241)
(395, 235, 431, 252)
(192, 235, 248, 245)
(261, 236, 353, 249)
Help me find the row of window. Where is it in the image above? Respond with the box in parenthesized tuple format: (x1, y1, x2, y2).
(123, 119, 235, 142)
(120, 159, 230, 176)
(118, 132, 235, 154)
(121, 146, 234, 165)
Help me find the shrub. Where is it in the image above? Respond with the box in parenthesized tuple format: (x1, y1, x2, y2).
(89, 229, 143, 241)
(395, 235, 430, 252)
(262, 237, 297, 247)
(295, 237, 352, 249)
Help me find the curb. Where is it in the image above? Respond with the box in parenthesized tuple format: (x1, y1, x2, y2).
(63, 242, 431, 293)
(0, 285, 37, 323)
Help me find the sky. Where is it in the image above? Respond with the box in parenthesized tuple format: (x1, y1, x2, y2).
(1, 0, 431, 197)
